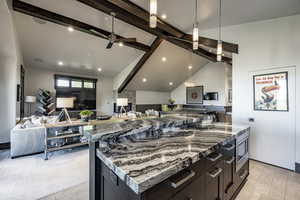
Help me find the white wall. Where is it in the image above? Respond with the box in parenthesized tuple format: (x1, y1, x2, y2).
(136, 90, 170, 104)
(171, 62, 230, 106)
(200, 15, 300, 164)
(113, 54, 144, 90)
(0, 0, 23, 143)
(25, 67, 114, 115)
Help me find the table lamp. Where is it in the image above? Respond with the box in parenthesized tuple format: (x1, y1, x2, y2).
(116, 98, 128, 115)
(25, 96, 36, 116)
(56, 97, 74, 123)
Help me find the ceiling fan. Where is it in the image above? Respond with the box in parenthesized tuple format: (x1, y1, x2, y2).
(90, 12, 137, 49)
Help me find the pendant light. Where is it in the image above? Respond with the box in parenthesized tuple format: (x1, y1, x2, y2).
(193, 0, 199, 50)
(217, 0, 223, 62)
(150, 0, 157, 28)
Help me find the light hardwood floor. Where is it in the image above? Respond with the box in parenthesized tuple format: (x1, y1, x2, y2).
(40, 160, 300, 200)
(236, 160, 300, 200)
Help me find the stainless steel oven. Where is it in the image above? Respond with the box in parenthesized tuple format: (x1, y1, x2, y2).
(236, 129, 249, 172)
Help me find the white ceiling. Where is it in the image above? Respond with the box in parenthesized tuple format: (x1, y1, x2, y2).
(14, 0, 155, 77)
(126, 40, 210, 92)
(131, 0, 300, 32)
(13, 0, 300, 89)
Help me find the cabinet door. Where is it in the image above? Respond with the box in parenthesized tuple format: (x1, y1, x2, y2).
(170, 175, 205, 200)
(223, 157, 235, 200)
(205, 162, 224, 200)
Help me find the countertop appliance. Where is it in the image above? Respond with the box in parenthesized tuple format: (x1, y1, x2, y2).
(236, 129, 249, 172)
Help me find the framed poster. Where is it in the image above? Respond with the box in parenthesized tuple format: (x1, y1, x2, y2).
(253, 72, 288, 111)
(186, 86, 203, 104)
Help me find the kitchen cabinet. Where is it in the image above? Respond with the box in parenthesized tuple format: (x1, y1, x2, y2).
(223, 156, 235, 200)
(171, 175, 205, 200)
(205, 161, 224, 200)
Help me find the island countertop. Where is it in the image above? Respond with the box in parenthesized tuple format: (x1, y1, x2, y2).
(85, 114, 250, 194)
(83, 113, 213, 142)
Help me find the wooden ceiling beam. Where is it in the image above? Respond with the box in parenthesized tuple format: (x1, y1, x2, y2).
(82, 0, 238, 54)
(77, 0, 225, 62)
(118, 37, 163, 93)
(182, 34, 239, 54)
(13, 0, 151, 52)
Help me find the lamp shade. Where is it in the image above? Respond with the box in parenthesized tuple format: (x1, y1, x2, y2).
(25, 96, 36, 103)
(116, 98, 128, 107)
(56, 97, 74, 108)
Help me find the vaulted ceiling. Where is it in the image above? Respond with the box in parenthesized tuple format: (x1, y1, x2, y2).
(12, 0, 300, 90)
(131, 0, 300, 32)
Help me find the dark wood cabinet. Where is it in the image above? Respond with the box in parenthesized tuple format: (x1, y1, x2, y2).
(92, 140, 249, 200)
(205, 161, 224, 200)
(171, 175, 205, 200)
(223, 156, 235, 200)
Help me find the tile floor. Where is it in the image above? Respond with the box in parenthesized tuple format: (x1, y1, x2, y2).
(1, 148, 299, 200)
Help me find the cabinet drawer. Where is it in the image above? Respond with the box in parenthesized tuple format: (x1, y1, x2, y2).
(145, 160, 206, 200)
(221, 140, 236, 158)
(205, 151, 224, 170)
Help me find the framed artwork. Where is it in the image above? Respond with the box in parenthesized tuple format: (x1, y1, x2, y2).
(253, 71, 288, 111)
(186, 86, 204, 104)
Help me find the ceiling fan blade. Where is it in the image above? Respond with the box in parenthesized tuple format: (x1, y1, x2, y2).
(117, 38, 137, 43)
(106, 42, 114, 49)
(89, 29, 109, 39)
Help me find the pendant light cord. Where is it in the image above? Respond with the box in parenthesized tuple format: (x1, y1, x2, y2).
(219, 0, 222, 41)
(195, 0, 198, 24)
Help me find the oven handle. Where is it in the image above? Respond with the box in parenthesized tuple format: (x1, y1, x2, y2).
(207, 153, 222, 162)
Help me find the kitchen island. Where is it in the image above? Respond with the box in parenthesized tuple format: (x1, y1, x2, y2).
(85, 114, 250, 200)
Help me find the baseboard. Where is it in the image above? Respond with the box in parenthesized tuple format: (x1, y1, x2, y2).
(296, 163, 300, 174)
(249, 158, 293, 172)
(0, 142, 10, 150)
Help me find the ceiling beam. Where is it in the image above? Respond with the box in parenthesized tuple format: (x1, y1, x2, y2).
(78, 0, 222, 62)
(81, 0, 238, 54)
(182, 35, 239, 54)
(118, 37, 163, 93)
(13, 0, 151, 52)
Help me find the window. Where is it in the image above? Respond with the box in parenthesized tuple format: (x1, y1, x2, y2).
(84, 81, 95, 89)
(55, 74, 97, 89)
(71, 80, 82, 88)
(56, 79, 69, 87)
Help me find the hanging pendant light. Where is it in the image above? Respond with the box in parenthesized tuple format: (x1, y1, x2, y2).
(150, 0, 157, 28)
(193, 0, 199, 50)
(217, 0, 223, 62)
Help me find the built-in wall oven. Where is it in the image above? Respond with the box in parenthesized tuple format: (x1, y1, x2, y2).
(236, 128, 250, 172)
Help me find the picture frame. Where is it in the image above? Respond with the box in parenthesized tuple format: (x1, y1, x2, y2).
(253, 71, 288, 112)
(186, 86, 204, 104)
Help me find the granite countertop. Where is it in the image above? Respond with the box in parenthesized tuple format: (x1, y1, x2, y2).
(83, 113, 212, 142)
(84, 114, 250, 194)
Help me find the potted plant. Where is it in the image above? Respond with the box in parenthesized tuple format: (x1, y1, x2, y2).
(80, 110, 93, 122)
(168, 98, 175, 105)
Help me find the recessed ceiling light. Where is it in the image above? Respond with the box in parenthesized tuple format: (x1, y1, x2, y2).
(142, 78, 147, 82)
(222, 53, 225, 56)
(188, 65, 193, 70)
(68, 26, 74, 32)
(161, 14, 167, 19)
(169, 82, 173, 86)
(58, 61, 63, 66)
(118, 42, 124, 47)
(97, 68, 102, 72)
(162, 57, 167, 62)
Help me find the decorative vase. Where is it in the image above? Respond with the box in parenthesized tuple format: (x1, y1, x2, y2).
(81, 115, 89, 122)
